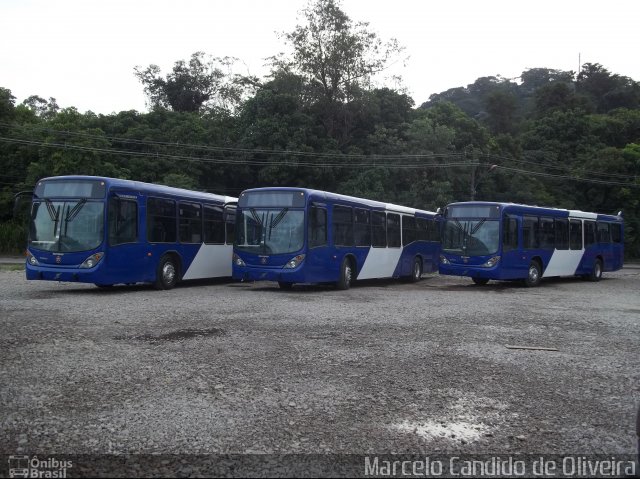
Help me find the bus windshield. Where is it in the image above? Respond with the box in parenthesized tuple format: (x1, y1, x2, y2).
(29, 200, 104, 252)
(235, 208, 304, 255)
(442, 219, 500, 256)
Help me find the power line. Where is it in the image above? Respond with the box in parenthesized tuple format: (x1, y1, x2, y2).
(3, 121, 636, 182)
(0, 128, 638, 188)
(0, 121, 467, 161)
(0, 136, 474, 169)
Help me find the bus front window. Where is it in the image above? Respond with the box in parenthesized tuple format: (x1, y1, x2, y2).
(235, 208, 304, 255)
(443, 219, 500, 256)
(29, 200, 104, 252)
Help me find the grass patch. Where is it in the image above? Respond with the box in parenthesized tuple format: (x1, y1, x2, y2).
(0, 264, 24, 272)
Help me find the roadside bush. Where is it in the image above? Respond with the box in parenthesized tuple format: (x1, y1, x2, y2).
(0, 221, 27, 254)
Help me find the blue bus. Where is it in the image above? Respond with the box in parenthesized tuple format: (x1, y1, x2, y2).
(439, 201, 624, 286)
(26, 176, 237, 289)
(232, 187, 441, 289)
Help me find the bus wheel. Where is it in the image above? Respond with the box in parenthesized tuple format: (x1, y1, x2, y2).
(336, 257, 353, 290)
(410, 257, 423, 282)
(472, 277, 489, 285)
(155, 255, 178, 290)
(524, 260, 542, 287)
(589, 258, 603, 282)
(278, 281, 294, 290)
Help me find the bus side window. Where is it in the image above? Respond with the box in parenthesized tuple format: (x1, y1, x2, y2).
(429, 219, 440, 242)
(371, 211, 386, 247)
(109, 198, 138, 245)
(522, 216, 538, 249)
(569, 219, 583, 250)
(387, 213, 401, 248)
(402, 215, 417, 246)
(224, 205, 236, 245)
(354, 208, 371, 246)
(597, 222, 611, 243)
(309, 206, 327, 248)
(333, 205, 353, 246)
(584, 221, 596, 248)
(148, 197, 177, 243)
(178, 202, 202, 244)
(502, 215, 518, 252)
(416, 218, 428, 241)
(203, 204, 225, 244)
(611, 223, 622, 243)
(554, 218, 569, 250)
(539, 217, 554, 249)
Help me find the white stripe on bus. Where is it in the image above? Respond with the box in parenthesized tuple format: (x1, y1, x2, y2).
(357, 247, 403, 280)
(182, 244, 233, 280)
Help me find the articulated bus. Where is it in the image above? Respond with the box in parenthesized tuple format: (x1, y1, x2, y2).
(232, 187, 441, 289)
(439, 201, 624, 286)
(26, 176, 237, 289)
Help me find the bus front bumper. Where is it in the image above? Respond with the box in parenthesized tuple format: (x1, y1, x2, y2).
(233, 265, 306, 283)
(439, 263, 498, 279)
(26, 263, 103, 283)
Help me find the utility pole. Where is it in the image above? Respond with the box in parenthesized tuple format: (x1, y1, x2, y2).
(470, 163, 497, 200)
(470, 166, 477, 201)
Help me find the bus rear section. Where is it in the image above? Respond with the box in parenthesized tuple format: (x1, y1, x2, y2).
(439, 202, 624, 286)
(232, 188, 440, 289)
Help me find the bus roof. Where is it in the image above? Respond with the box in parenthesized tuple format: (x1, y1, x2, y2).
(447, 201, 622, 222)
(240, 187, 438, 216)
(37, 175, 237, 204)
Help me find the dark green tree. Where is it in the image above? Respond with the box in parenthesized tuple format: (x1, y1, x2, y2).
(134, 52, 244, 114)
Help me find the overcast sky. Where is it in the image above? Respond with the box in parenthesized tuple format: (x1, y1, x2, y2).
(2, 0, 638, 114)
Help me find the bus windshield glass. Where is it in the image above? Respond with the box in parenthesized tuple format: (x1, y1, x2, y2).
(235, 208, 304, 255)
(442, 219, 500, 256)
(29, 200, 104, 252)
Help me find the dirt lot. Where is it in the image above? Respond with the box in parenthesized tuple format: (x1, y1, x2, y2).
(1, 267, 638, 475)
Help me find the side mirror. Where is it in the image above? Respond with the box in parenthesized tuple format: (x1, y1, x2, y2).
(13, 191, 33, 218)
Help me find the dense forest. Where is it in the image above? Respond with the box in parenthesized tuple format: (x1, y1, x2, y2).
(1, 0, 639, 257)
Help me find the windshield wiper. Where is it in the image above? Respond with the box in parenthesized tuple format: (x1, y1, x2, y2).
(470, 218, 486, 235)
(65, 199, 87, 223)
(269, 208, 289, 230)
(44, 200, 59, 222)
(249, 208, 264, 227)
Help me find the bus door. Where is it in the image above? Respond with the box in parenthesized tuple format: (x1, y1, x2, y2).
(305, 203, 329, 281)
(501, 214, 522, 279)
(106, 192, 148, 283)
(610, 222, 624, 270)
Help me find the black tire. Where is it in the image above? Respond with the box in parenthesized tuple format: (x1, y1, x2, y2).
(155, 255, 179, 290)
(278, 281, 293, 290)
(472, 277, 489, 285)
(409, 257, 423, 282)
(524, 260, 542, 287)
(588, 258, 603, 282)
(95, 284, 113, 289)
(336, 257, 354, 290)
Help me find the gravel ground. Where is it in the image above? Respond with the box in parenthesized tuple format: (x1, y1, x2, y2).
(1, 268, 638, 475)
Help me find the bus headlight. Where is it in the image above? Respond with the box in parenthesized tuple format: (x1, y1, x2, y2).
(483, 256, 500, 268)
(27, 251, 39, 266)
(283, 254, 305, 269)
(233, 253, 245, 267)
(80, 252, 104, 269)
(439, 255, 450, 265)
